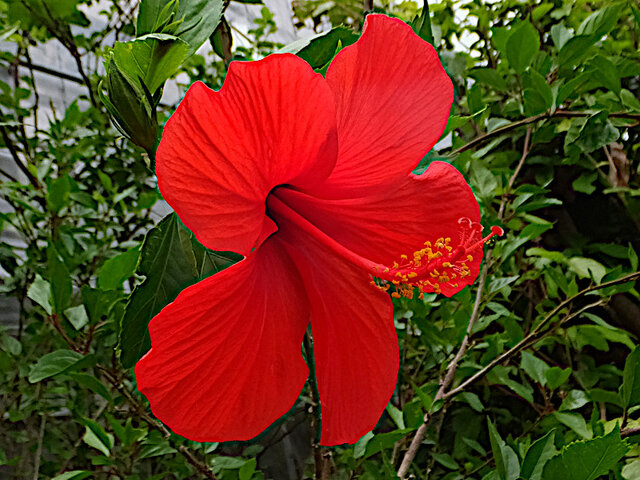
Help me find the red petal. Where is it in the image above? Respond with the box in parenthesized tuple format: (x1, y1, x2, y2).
(320, 14, 453, 198)
(156, 54, 338, 255)
(276, 161, 482, 296)
(276, 213, 399, 446)
(135, 237, 310, 442)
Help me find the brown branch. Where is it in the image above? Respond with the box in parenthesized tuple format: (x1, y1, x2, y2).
(97, 366, 218, 480)
(32, 414, 47, 480)
(397, 128, 533, 478)
(0, 124, 41, 189)
(17, 59, 85, 85)
(621, 426, 640, 438)
(444, 271, 640, 399)
(397, 250, 493, 479)
(449, 110, 640, 156)
(304, 333, 332, 480)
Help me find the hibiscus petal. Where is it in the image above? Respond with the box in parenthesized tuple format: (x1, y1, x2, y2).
(320, 14, 453, 197)
(274, 210, 399, 446)
(135, 237, 310, 442)
(276, 161, 482, 297)
(156, 53, 338, 255)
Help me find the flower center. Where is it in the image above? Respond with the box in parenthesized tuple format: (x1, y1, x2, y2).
(369, 220, 503, 299)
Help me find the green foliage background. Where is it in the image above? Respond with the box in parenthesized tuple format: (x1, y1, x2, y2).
(1, 0, 640, 479)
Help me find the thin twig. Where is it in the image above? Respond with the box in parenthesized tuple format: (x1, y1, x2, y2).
(448, 110, 640, 156)
(622, 426, 640, 438)
(303, 333, 331, 480)
(445, 272, 640, 399)
(32, 414, 47, 480)
(397, 128, 534, 478)
(498, 127, 532, 219)
(396, 251, 492, 479)
(0, 124, 41, 189)
(97, 366, 218, 480)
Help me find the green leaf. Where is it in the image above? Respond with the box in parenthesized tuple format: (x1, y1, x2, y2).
(572, 172, 598, 194)
(138, 441, 177, 459)
(411, 1, 434, 44)
(354, 431, 374, 459)
(70, 373, 112, 402)
(558, 35, 598, 67)
(523, 69, 553, 115)
(82, 421, 113, 457)
(521, 431, 557, 480)
(98, 245, 141, 291)
(138, 0, 225, 56)
(588, 55, 621, 94)
(210, 456, 247, 471)
(487, 419, 520, 480)
(386, 404, 405, 429)
(363, 429, 414, 459)
(119, 214, 239, 367)
(632, 5, 640, 30)
(620, 346, 640, 409)
(47, 175, 71, 212)
(559, 390, 590, 411)
(47, 245, 72, 314)
(550, 23, 572, 50)
(432, 452, 459, 470)
(28, 349, 83, 383)
(576, 5, 620, 38)
(521, 351, 550, 386)
(542, 426, 628, 480)
(112, 34, 189, 94)
(279, 26, 357, 70)
(50, 471, 92, 480)
(488, 365, 534, 403)
(622, 460, 640, 480)
(0, 334, 21, 356)
(532, 3, 554, 22)
(506, 21, 539, 74)
(553, 412, 592, 439)
(629, 243, 638, 271)
(64, 305, 89, 330)
(567, 257, 606, 283)
(469, 68, 507, 91)
(27, 274, 52, 315)
(239, 458, 257, 480)
(460, 392, 484, 412)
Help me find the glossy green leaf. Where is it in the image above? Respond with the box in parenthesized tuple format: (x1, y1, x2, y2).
(119, 213, 239, 368)
(521, 351, 549, 386)
(506, 21, 539, 74)
(576, 5, 620, 38)
(621, 346, 640, 409)
(47, 246, 72, 315)
(138, 0, 225, 56)
(47, 175, 71, 212)
(50, 472, 92, 480)
(98, 245, 141, 291)
(553, 412, 592, 439)
(64, 305, 89, 330)
(112, 34, 189, 94)
(279, 26, 358, 70)
(487, 418, 520, 480)
(542, 426, 628, 480)
(27, 274, 52, 315)
(28, 349, 83, 383)
(521, 431, 557, 480)
(469, 68, 507, 91)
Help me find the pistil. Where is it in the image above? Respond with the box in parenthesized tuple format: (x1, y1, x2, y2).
(268, 194, 502, 299)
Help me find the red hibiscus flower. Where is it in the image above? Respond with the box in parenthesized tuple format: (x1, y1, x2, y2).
(135, 14, 500, 446)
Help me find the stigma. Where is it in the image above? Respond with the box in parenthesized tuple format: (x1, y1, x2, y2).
(370, 218, 504, 299)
